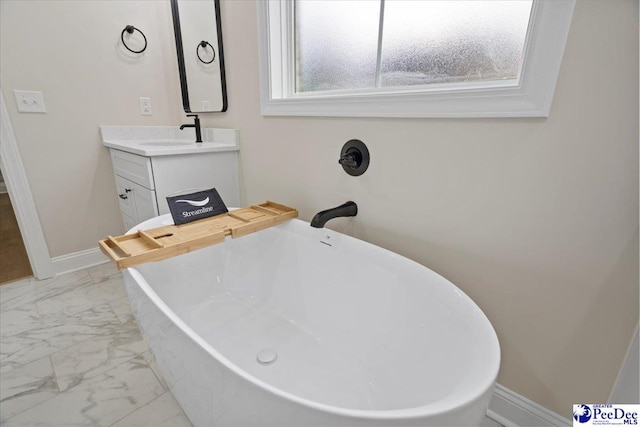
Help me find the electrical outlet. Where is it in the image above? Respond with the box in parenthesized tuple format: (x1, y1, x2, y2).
(13, 90, 46, 113)
(139, 97, 152, 115)
(202, 100, 211, 111)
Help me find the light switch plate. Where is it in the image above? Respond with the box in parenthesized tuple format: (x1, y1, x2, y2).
(13, 90, 46, 113)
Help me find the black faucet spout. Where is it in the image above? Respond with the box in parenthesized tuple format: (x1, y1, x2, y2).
(310, 201, 357, 228)
(180, 114, 202, 142)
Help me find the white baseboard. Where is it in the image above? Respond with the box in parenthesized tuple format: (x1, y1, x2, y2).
(488, 384, 571, 427)
(51, 247, 109, 276)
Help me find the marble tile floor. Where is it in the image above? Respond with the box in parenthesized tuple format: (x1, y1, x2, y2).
(0, 262, 192, 427)
(1, 262, 504, 427)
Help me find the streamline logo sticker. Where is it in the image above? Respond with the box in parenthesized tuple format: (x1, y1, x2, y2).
(166, 188, 227, 225)
(573, 404, 639, 426)
(175, 197, 210, 207)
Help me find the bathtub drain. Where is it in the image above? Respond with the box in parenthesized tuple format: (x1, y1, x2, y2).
(257, 348, 278, 366)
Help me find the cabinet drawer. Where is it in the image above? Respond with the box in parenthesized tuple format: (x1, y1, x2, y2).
(110, 149, 154, 189)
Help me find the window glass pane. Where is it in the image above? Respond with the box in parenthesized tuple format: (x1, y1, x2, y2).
(295, 0, 380, 93)
(380, 1, 533, 87)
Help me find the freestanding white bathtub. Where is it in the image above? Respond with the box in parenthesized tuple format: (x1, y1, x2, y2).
(123, 214, 500, 427)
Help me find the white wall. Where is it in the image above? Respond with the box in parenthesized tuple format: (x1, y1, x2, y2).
(202, 0, 638, 419)
(0, 0, 184, 257)
(0, 0, 637, 421)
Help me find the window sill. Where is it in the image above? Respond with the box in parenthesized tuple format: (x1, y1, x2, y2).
(260, 85, 552, 118)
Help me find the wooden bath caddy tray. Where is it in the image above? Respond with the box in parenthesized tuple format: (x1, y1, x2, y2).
(99, 201, 298, 270)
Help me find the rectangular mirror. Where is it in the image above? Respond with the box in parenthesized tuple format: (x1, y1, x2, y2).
(171, 0, 227, 113)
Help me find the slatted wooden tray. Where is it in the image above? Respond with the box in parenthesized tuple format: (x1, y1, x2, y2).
(99, 201, 297, 270)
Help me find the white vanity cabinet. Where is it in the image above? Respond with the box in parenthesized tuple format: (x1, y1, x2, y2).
(102, 126, 240, 232)
(110, 150, 160, 231)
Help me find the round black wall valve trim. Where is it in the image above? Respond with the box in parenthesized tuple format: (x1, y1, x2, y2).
(339, 139, 370, 176)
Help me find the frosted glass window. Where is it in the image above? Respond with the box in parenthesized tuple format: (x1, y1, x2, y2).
(295, 0, 380, 92)
(380, 1, 533, 87)
(294, 0, 532, 93)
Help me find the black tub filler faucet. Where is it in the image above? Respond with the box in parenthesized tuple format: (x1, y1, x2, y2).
(310, 201, 358, 228)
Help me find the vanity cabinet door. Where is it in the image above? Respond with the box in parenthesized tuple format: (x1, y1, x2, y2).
(114, 175, 137, 220)
(130, 184, 158, 223)
(113, 175, 159, 228)
(122, 212, 138, 232)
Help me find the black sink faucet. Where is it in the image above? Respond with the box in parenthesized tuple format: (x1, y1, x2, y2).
(179, 114, 202, 143)
(310, 201, 358, 228)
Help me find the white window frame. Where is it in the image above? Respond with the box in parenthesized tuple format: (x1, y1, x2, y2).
(257, 0, 575, 118)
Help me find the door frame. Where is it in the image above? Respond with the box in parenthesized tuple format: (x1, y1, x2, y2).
(0, 88, 54, 280)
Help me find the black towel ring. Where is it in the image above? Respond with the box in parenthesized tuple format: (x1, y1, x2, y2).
(196, 41, 215, 64)
(121, 25, 147, 54)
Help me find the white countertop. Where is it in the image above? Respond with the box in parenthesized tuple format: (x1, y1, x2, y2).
(100, 126, 239, 156)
